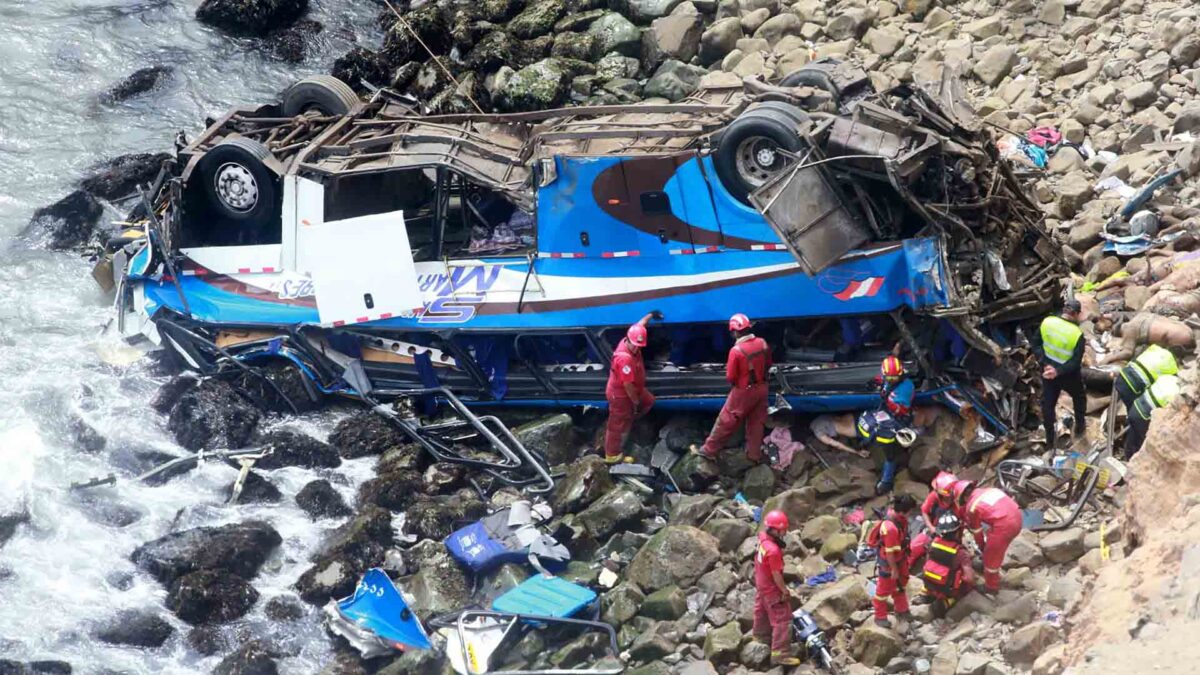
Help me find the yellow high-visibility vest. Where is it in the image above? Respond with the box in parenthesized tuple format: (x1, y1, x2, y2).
(1133, 375, 1180, 420)
(1039, 315, 1082, 365)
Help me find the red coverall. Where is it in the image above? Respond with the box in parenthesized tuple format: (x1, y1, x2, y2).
(959, 487, 1022, 592)
(701, 335, 771, 460)
(909, 492, 954, 566)
(604, 339, 655, 459)
(752, 531, 793, 655)
(871, 514, 911, 621)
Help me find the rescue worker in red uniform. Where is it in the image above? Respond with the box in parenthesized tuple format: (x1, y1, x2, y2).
(867, 494, 916, 627)
(604, 311, 662, 464)
(908, 471, 959, 564)
(692, 313, 772, 462)
(753, 510, 800, 666)
(920, 511, 976, 616)
(952, 480, 1022, 594)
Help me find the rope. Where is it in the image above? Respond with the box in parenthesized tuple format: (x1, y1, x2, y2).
(382, 0, 485, 115)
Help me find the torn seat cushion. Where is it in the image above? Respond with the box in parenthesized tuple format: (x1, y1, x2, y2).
(445, 505, 569, 573)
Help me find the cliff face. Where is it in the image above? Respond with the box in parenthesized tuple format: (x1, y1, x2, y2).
(1066, 366, 1200, 670)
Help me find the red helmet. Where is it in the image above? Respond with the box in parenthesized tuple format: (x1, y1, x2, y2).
(951, 480, 975, 507)
(764, 510, 789, 532)
(880, 355, 904, 381)
(729, 313, 752, 332)
(626, 323, 648, 348)
(932, 471, 959, 501)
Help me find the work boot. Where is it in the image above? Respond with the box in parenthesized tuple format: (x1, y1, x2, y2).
(689, 444, 717, 460)
(604, 454, 633, 465)
(875, 479, 894, 495)
(770, 653, 802, 667)
(874, 617, 891, 628)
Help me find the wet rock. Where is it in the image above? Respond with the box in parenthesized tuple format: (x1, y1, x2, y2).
(329, 411, 410, 459)
(1040, 527, 1085, 563)
(295, 506, 393, 604)
(330, 48, 390, 92)
(296, 480, 352, 520)
(254, 430, 341, 470)
(973, 45, 1018, 86)
(27, 663, 71, 675)
(213, 640, 279, 675)
(803, 576, 869, 628)
(132, 520, 281, 586)
(231, 361, 322, 414)
(94, 609, 174, 648)
(577, 487, 645, 540)
(80, 153, 170, 201)
(740, 463, 776, 501)
(101, 66, 172, 104)
(152, 375, 199, 414)
(851, 623, 903, 667)
(701, 518, 753, 550)
(669, 494, 721, 526)
(702, 621, 742, 663)
(402, 540, 472, 615)
(24, 190, 103, 250)
(406, 492, 486, 540)
(642, 6, 704, 69)
(602, 582, 645, 625)
(588, 12, 642, 57)
(1003, 621, 1059, 664)
(514, 414, 576, 467)
(0, 511, 30, 549)
(497, 58, 576, 111)
(641, 585, 687, 620)
(630, 622, 678, 661)
(68, 414, 106, 454)
(226, 470, 283, 504)
(510, 0, 566, 39)
(264, 595, 305, 621)
(669, 452, 720, 491)
(628, 525, 720, 591)
(186, 625, 228, 656)
(762, 486, 817, 526)
(196, 0, 309, 38)
(167, 380, 260, 452)
(357, 469, 423, 511)
(382, 5, 448, 66)
(265, 18, 323, 62)
(553, 455, 614, 514)
(466, 31, 519, 71)
(553, 32, 600, 63)
(167, 569, 259, 624)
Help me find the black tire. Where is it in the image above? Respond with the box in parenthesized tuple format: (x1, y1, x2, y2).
(197, 137, 278, 224)
(714, 111, 805, 205)
(780, 59, 842, 104)
(281, 75, 360, 116)
(744, 101, 811, 127)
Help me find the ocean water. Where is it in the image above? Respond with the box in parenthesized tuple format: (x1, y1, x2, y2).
(0, 2, 382, 671)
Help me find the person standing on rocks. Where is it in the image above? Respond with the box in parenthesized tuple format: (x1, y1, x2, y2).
(604, 311, 662, 465)
(952, 480, 1022, 595)
(753, 510, 800, 667)
(1114, 344, 1178, 453)
(1033, 299, 1087, 447)
(873, 355, 915, 494)
(691, 313, 772, 463)
(1125, 373, 1180, 459)
(867, 493, 916, 628)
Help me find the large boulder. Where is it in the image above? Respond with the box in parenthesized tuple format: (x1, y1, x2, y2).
(401, 540, 472, 615)
(668, 452, 720, 492)
(166, 380, 260, 452)
(669, 494, 721, 525)
(510, 0, 566, 39)
(763, 487, 817, 526)
(641, 585, 687, 620)
(602, 583, 645, 626)
(295, 506, 393, 604)
(553, 455, 614, 514)
(357, 469, 424, 512)
(850, 623, 903, 667)
(295, 480, 352, 520)
(801, 514, 842, 546)
(973, 45, 1018, 86)
(803, 576, 869, 629)
(643, 60, 707, 101)
(641, 5, 704, 68)
(254, 431, 341, 470)
(329, 412, 411, 459)
(628, 526, 720, 591)
(196, 0, 309, 37)
(24, 190, 103, 250)
(213, 640, 279, 675)
(702, 621, 742, 664)
(588, 12, 642, 57)
(577, 487, 646, 540)
(513, 414, 576, 467)
(701, 518, 753, 551)
(101, 66, 172, 104)
(498, 58, 575, 111)
(619, 0, 683, 22)
(80, 153, 170, 201)
(740, 464, 776, 502)
(94, 609, 174, 648)
(1003, 622, 1059, 664)
(699, 17, 743, 64)
(1040, 528, 1085, 564)
(405, 492, 487, 540)
(132, 521, 281, 586)
(167, 570, 260, 624)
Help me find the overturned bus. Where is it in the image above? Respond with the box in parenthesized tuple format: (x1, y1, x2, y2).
(100, 63, 1062, 435)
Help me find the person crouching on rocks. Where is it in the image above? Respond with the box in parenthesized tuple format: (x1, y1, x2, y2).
(867, 494, 916, 629)
(753, 510, 800, 667)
